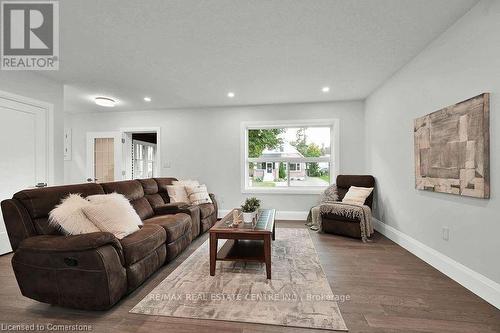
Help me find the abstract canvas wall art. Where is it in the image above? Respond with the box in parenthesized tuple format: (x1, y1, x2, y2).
(414, 93, 490, 198)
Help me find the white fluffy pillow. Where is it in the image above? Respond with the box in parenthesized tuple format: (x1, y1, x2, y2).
(342, 186, 374, 205)
(87, 193, 142, 226)
(166, 185, 189, 203)
(172, 179, 199, 186)
(185, 184, 212, 205)
(49, 194, 100, 235)
(83, 193, 141, 239)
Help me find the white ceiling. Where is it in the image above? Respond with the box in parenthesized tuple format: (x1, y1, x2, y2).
(40, 0, 479, 113)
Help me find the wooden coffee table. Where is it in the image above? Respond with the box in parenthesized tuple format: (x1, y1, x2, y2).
(209, 208, 275, 279)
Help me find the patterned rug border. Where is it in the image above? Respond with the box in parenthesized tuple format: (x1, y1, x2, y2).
(129, 228, 348, 331)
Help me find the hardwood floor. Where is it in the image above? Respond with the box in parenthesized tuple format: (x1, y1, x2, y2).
(0, 221, 499, 333)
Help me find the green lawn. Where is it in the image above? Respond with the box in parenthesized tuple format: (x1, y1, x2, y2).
(319, 175, 330, 183)
(252, 181, 276, 187)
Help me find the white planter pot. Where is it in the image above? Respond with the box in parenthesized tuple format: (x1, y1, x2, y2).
(243, 212, 254, 223)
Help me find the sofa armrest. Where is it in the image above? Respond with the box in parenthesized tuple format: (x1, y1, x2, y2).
(18, 232, 124, 265)
(153, 202, 190, 215)
(12, 232, 127, 310)
(209, 193, 218, 219)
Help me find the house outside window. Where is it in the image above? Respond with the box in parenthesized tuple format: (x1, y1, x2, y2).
(242, 119, 339, 194)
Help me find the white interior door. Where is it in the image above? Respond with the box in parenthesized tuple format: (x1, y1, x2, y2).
(0, 93, 50, 254)
(86, 132, 123, 183)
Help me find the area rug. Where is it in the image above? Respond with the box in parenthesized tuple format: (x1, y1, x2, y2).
(130, 228, 348, 331)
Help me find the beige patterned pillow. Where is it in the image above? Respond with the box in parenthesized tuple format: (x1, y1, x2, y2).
(83, 193, 141, 239)
(185, 184, 212, 205)
(87, 192, 142, 226)
(166, 185, 189, 203)
(342, 186, 373, 205)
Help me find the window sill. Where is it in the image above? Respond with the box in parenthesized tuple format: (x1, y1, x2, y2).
(242, 187, 328, 195)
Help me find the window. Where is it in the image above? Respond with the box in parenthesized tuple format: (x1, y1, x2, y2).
(242, 119, 339, 193)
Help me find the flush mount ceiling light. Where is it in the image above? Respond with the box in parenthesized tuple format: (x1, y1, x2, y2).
(144, 96, 152, 102)
(227, 92, 235, 98)
(322, 86, 330, 93)
(94, 97, 116, 107)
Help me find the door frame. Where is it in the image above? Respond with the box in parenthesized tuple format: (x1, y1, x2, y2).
(0, 89, 54, 185)
(120, 127, 161, 179)
(86, 131, 123, 182)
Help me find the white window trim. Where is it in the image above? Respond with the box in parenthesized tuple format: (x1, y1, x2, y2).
(240, 119, 340, 194)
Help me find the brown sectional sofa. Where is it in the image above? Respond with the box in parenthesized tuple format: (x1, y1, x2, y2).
(0, 177, 217, 310)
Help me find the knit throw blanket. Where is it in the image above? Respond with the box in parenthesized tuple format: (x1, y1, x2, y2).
(319, 203, 374, 242)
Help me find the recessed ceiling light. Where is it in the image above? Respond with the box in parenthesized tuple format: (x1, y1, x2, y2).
(227, 92, 235, 98)
(144, 96, 152, 102)
(95, 97, 116, 107)
(322, 86, 330, 93)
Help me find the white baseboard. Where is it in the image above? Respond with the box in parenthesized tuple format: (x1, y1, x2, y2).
(218, 209, 308, 221)
(0, 232, 12, 255)
(373, 218, 500, 310)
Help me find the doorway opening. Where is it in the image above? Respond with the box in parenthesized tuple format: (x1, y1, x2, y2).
(121, 128, 161, 180)
(131, 133, 157, 179)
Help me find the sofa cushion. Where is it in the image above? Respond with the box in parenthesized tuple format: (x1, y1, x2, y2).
(131, 197, 155, 220)
(119, 224, 166, 266)
(198, 203, 215, 219)
(100, 180, 154, 220)
(125, 245, 166, 292)
(12, 183, 104, 226)
(100, 180, 144, 201)
(154, 177, 178, 192)
(138, 178, 158, 195)
(145, 193, 165, 209)
(143, 214, 191, 243)
(11, 184, 104, 236)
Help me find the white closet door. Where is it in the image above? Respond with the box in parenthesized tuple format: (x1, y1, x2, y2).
(0, 94, 49, 254)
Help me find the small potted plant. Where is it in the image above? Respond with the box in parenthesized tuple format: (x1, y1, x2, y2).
(241, 197, 260, 223)
(247, 197, 261, 218)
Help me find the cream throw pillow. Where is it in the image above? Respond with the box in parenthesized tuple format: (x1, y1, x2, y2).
(185, 184, 212, 205)
(166, 185, 190, 203)
(172, 179, 199, 187)
(342, 186, 374, 205)
(83, 193, 141, 239)
(87, 193, 142, 226)
(49, 194, 100, 235)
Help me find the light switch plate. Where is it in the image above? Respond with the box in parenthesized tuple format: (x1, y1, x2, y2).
(442, 227, 450, 241)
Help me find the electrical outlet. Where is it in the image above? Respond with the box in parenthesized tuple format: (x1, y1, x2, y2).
(442, 227, 450, 241)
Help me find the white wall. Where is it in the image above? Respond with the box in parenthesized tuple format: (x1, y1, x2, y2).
(365, 0, 500, 284)
(0, 72, 64, 184)
(65, 101, 365, 212)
